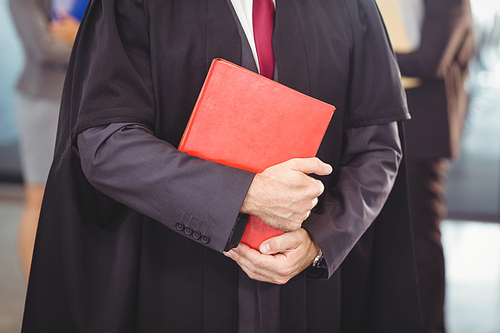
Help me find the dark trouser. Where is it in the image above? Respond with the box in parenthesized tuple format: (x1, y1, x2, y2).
(408, 158, 450, 333)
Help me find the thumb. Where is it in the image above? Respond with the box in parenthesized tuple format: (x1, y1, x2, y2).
(259, 233, 294, 255)
(287, 157, 332, 176)
(259, 240, 274, 255)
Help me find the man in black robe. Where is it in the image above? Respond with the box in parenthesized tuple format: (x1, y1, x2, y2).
(22, 0, 422, 332)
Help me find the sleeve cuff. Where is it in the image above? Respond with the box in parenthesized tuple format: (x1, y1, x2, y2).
(224, 213, 249, 251)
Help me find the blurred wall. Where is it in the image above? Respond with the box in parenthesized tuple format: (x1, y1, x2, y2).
(446, 0, 500, 221)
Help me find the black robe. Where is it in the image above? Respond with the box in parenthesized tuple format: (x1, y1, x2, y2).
(22, 0, 422, 332)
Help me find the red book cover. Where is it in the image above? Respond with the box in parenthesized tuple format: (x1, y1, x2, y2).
(179, 58, 335, 250)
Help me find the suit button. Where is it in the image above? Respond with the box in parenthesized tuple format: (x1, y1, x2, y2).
(184, 226, 193, 236)
(201, 235, 210, 244)
(175, 222, 185, 231)
(192, 230, 201, 240)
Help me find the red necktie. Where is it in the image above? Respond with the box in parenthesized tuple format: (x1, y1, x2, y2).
(253, 0, 275, 79)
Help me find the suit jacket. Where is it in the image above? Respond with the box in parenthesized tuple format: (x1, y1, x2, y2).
(9, 0, 74, 99)
(397, 0, 474, 160)
(22, 0, 422, 332)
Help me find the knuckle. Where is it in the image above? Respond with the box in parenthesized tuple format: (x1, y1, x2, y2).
(314, 180, 325, 196)
(305, 179, 323, 198)
(312, 197, 319, 208)
(308, 157, 320, 171)
(298, 212, 309, 223)
(296, 199, 314, 212)
(288, 216, 303, 228)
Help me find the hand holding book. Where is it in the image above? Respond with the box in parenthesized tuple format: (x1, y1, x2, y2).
(240, 158, 332, 232)
(224, 228, 321, 285)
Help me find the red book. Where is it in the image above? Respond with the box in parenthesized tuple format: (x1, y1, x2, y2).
(179, 58, 335, 250)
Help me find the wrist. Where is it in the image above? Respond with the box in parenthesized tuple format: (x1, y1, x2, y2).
(239, 173, 261, 216)
(308, 231, 323, 268)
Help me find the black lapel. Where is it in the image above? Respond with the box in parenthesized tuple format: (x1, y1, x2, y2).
(273, 0, 310, 95)
(204, 8, 241, 331)
(206, 0, 242, 71)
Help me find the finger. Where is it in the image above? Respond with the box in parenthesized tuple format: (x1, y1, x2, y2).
(224, 248, 256, 270)
(229, 244, 300, 285)
(312, 197, 319, 209)
(230, 245, 283, 280)
(259, 231, 301, 255)
(290, 194, 320, 216)
(288, 212, 310, 228)
(239, 262, 289, 284)
(237, 252, 291, 284)
(236, 243, 291, 273)
(225, 248, 271, 281)
(287, 157, 333, 176)
(234, 243, 272, 265)
(227, 243, 266, 268)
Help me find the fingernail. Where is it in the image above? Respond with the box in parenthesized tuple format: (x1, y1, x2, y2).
(223, 251, 232, 258)
(260, 242, 271, 254)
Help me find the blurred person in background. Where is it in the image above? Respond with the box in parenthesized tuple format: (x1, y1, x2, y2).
(9, 0, 84, 278)
(378, 0, 474, 332)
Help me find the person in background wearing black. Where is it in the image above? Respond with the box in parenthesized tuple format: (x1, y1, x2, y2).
(395, 0, 474, 331)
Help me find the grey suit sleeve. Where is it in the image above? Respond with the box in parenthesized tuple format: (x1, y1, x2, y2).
(9, 0, 73, 67)
(77, 123, 255, 252)
(303, 122, 402, 278)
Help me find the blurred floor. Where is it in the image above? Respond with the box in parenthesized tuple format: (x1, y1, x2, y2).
(0, 183, 25, 333)
(443, 220, 500, 333)
(0, 184, 499, 332)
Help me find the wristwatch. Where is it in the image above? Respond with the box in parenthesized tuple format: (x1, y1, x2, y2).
(312, 249, 323, 268)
